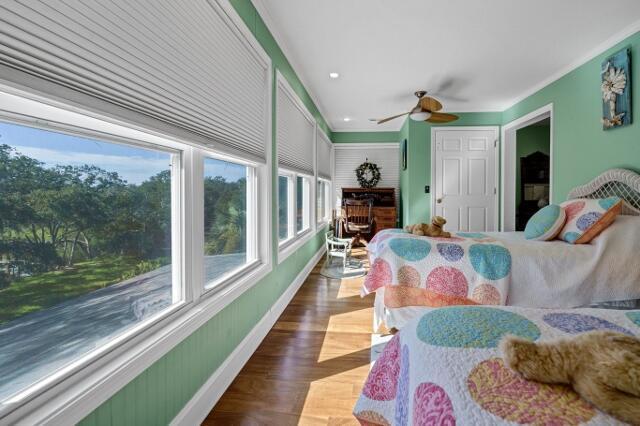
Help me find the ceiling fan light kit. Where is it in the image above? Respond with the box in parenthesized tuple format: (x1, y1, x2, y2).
(377, 90, 458, 125)
(410, 110, 431, 121)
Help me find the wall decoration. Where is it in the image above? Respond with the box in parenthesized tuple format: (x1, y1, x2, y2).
(355, 159, 381, 188)
(601, 48, 631, 129)
(401, 139, 407, 170)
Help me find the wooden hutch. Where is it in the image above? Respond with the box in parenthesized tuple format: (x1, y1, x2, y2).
(340, 187, 397, 237)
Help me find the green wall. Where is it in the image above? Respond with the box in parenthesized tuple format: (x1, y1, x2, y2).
(400, 112, 502, 226)
(515, 125, 551, 207)
(80, 1, 331, 424)
(332, 131, 400, 143)
(503, 31, 640, 203)
(350, 30, 640, 227)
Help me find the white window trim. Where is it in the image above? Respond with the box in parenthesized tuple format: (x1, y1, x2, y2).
(296, 174, 312, 235)
(0, 1, 274, 418)
(316, 178, 332, 228)
(199, 150, 263, 294)
(277, 169, 315, 263)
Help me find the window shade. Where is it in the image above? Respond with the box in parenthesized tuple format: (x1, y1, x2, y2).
(316, 128, 332, 180)
(276, 75, 315, 175)
(0, 0, 270, 162)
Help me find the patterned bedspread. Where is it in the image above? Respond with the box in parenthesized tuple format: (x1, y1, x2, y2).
(364, 229, 512, 308)
(354, 305, 640, 425)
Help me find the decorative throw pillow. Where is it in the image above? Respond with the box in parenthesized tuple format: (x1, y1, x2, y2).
(558, 197, 623, 244)
(524, 204, 566, 241)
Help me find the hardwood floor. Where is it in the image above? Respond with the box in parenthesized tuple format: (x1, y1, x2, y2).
(204, 248, 380, 425)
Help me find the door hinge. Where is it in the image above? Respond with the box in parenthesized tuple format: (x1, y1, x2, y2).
(494, 140, 497, 148)
(494, 187, 497, 195)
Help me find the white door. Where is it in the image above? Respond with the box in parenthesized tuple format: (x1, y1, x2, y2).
(433, 128, 498, 232)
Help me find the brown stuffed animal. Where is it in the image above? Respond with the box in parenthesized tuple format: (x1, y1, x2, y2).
(404, 216, 451, 238)
(500, 331, 640, 425)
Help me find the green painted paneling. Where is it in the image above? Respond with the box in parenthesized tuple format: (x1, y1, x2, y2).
(79, 1, 330, 424)
(515, 125, 551, 207)
(332, 131, 400, 143)
(503, 31, 640, 203)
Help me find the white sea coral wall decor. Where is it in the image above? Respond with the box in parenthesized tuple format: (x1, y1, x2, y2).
(601, 48, 632, 130)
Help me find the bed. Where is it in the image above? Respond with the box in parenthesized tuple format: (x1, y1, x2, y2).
(364, 169, 640, 330)
(354, 305, 640, 425)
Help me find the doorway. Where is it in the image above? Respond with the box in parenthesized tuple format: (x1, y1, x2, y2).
(501, 104, 553, 231)
(431, 127, 499, 232)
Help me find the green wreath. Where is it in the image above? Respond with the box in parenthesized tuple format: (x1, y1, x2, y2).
(355, 159, 381, 188)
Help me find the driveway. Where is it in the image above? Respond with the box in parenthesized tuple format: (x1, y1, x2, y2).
(0, 253, 245, 401)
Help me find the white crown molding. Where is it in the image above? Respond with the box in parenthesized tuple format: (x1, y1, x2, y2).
(500, 19, 640, 111)
(251, 0, 334, 132)
(334, 142, 399, 149)
(252, 3, 639, 122)
(332, 127, 402, 133)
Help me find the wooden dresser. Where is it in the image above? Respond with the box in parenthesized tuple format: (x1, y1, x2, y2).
(340, 187, 398, 236)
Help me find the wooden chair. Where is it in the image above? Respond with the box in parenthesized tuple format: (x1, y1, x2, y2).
(343, 198, 374, 246)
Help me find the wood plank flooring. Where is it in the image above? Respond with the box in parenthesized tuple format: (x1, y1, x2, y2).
(204, 248, 380, 425)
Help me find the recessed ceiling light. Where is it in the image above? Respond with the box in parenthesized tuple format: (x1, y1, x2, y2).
(329, 72, 339, 79)
(343, 117, 351, 122)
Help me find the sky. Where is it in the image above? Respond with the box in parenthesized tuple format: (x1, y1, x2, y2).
(0, 121, 246, 184)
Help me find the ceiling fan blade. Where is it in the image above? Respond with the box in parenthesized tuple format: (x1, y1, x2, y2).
(377, 111, 410, 124)
(426, 112, 459, 123)
(420, 96, 443, 112)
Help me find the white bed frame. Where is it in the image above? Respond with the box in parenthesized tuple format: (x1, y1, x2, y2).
(567, 168, 640, 216)
(373, 168, 640, 331)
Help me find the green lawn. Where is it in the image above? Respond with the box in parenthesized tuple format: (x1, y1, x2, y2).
(0, 257, 142, 325)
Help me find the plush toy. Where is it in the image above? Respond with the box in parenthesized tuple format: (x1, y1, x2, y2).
(404, 216, 451, 238)
(500, 331, 640, 425)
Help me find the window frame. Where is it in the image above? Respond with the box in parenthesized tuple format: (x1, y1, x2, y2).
(316, 178, 332, 228)
(200, 150, 262, 293)
(0, 68, 273, 425)
(296, 174, 311, 234)
(277, 168, 315, 263)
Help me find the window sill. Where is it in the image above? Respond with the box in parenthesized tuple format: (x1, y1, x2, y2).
(316, 221, 329, 231)
(277, 228, 314, 264)
(0, 260, 272, 425)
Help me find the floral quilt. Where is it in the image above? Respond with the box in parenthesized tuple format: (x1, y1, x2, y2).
(364, 229, 512, 308)
(354, 305, 640, 425)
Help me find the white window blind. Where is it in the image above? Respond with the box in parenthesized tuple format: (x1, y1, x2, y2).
(276, 73, 315, 175)
(333, 143, 400, 209)
(316, 128, 333, 180)
(0, 0, 270, 162)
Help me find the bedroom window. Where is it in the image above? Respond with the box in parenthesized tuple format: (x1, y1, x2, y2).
(317, 179, 331, 225)
(0, 119, 181, 404)
(296, 175, 311, 233)
(278, 170, 313, 260)
(203, 156, 258, 290)
(278, 175, 292, 241)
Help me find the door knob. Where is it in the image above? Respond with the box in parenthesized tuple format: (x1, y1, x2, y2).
(436, 197, 443, 204)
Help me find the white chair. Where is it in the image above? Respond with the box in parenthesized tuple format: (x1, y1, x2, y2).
(325, 231, 353, 270)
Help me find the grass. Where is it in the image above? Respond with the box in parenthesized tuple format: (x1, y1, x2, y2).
(0, 257, 144, 325)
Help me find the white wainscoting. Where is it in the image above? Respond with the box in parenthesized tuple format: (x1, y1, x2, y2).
(333, 142, 400, 211)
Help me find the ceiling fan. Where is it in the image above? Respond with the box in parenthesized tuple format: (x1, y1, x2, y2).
(376, 91, 458, 124)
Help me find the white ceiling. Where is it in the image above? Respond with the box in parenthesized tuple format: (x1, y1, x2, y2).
(253, 0, 640, 131)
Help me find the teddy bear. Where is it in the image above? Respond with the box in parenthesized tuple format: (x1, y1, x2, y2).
(404, 215, 451, 238)
(500, 330, 640, 425)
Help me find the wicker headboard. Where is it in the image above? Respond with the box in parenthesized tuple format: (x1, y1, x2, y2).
(567, 168, 640, 216)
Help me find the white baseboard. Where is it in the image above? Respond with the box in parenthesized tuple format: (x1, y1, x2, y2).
(171, 245, 326, 426)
